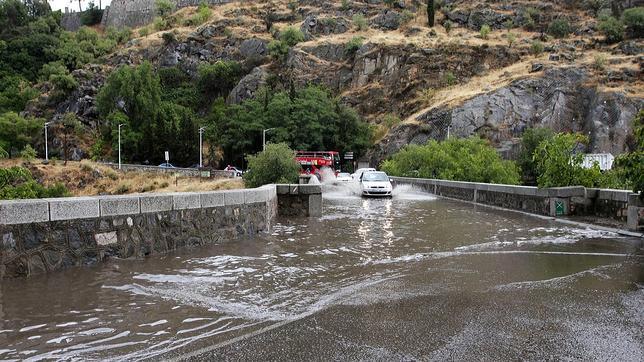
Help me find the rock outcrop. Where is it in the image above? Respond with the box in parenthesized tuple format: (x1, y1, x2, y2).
(369, 67, 643, 165)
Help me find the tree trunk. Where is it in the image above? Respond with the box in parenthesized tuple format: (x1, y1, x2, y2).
(427, 0, 435, 28)
(78, 0, 82, 12)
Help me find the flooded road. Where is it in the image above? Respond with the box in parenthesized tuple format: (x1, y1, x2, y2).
(1, 185, 642, 360)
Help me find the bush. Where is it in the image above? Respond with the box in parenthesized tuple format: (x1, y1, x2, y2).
(268, 39, 289, 60)
(444, 71, 457, 86)
(0, 166, 69, 199)
(162, 31, 176, 45)
(353, 14, 368, 31)
(517, 127, 554, 184)
(139, 26, 150, 37)
(106, 26, 132, 44)
(80, 1, 103, 26)
(614, 110, 644, 198)
(197, 61, 243, 100)
(345, 36, 364, 55)
(507, 32, 517, 47)
(584, 0, 609, 15)
(480, 24, 491, 39)
(443, 19, 453, 33)
(155, 0, 175, 18)
(153, 16, 170, 31)
(622, 7, 644, 37)
(243, 143, 300, 187)
(522, 8, 538, 30)
(530, 40, 544, 55)
(20, 145, 37, 161)
(341, 0, 350, 11)
(533, 133, 600, 188)
(381, 137, 521, 185)
(401, 10, 414, 25)
(598, 16, 624, 43)
(593, 53, 607, 70)
(548, 18, 572, 38)
(279, 26, 305, 46)
(186, 2, 212, 26)
(416, 88, 437, 106)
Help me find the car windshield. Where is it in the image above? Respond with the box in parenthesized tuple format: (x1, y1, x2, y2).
(338, 173, 350, 177)
(362, 172, 389, 182)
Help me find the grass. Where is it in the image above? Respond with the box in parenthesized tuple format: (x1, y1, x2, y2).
(0, 159, 244, 197)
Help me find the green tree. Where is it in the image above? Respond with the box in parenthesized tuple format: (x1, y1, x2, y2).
(197, 60, 243, 101)
(533, 133, 600, 188)
(0, 112, 41, 157)
(548, 18, 572, 38)
(0, 166, 69, 200)
(243, 143, 300, 187)
(598, 15, 624, 43)
(61, 112, 82, 165)
(517, 127, 554, 184)
(622, 7, 644, 37)
(614, 110, 644, 198)
(0, 75, 38, 113)
(381, 137, 521, 184)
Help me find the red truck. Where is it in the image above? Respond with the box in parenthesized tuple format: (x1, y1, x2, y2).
(295, 151, 341, 179)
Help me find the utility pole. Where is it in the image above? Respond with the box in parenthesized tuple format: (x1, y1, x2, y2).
(44, 122, 51, 163)
(263, 128, 275, 152)
(118, 123, 124, 170)
(447, 125, 451, 140)
(198, 127, 205, 168)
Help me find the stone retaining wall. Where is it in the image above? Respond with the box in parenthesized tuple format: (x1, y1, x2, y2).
(103, 0, 236, 28)
(392, 177, 643, 232)
(0, 185, 286, 278)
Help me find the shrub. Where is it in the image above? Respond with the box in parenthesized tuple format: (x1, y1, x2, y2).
(243, 143, 300, 187)
(153, 16, 170, 31)
(530, 40, 544, 55)
(622, 7, 644, 37)
(0, 145, 8, 159)
(548, 18, 572, 38)
(341, 0, 350, 11)
(401, 10, 414, 25)
(186, 2, 212, 26)
(584, 0, 609, 16)
(598, 16, 624, 43)
(197, 61, 243, 100)
(139, 26, 150, 37)
(507, 32, 517, 47)
(443, 19, 453, 33)
(504, 19, 514, 30)
(106, 26, 132, 44)
(614, 110, 644, 198)
(533, 133, 600, 188)
(345, 36, 364, 55)
(0, 166, 69, 199)
(416, 88, 437, 107)
(444, 71, 457, 86)
(381, 137, 521, 185)
(518, 127, 555, 184)
(522, 8, 538, 30)
(268, 40, 289, 60)
(20, 145, 37, 161)
(353, 13, 368, 31)
(593, 53, 608, 70)
(155, 0, 175, 18)
(80, 1, 103, 26)
(162, 31, 176, 45)
(480, 24, 491, 39)
(279, 26, 305, 46)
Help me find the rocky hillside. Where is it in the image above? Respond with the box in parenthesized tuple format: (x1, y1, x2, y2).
(25, 0, 643, 164)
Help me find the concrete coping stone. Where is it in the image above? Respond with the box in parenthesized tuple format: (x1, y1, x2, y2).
(597, 189, 631, 202)
(298, 184, 322, 195)
(276, 184, 291, 195)
(200, 191, 225, 208)
(48, 197, 100, 221)
(0, 199, 50, 225)
(140, 194, 173, 213)
(173, 192, 201, 210)
(223, 190, 245, 206)
(628, 193, 643, 207)
(244, 188, 269, 204)
(547, 186, 586, 198)
(98, 195, 141, 217)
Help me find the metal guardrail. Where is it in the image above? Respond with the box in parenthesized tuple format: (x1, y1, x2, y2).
(101, 163, 236, 178)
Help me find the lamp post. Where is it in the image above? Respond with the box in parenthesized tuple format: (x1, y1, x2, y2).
(198, 127, 205, 168)
(263, 128, 275, 152)
(447, 124, 451, 140)
(44, 122, 51, 162)
(118, 123, 125, 170)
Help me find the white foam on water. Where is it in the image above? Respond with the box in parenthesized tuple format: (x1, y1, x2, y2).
(139, 320, 168, 327)
(19, 324, 46, 332)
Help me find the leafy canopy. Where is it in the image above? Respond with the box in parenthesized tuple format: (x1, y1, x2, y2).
(243, 143, 300, 187)
(381, 137, 521, 185)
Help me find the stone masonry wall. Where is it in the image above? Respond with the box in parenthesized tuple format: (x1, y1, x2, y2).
(0, 186, 279, 278)
(103, 0, 236, 28)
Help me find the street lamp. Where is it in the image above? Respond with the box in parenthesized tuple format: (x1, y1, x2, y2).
(118, 123, 125, 170)
(44, 122, 51, 162)
(198, 127, 205, 168)
(263, 128, 275, 152)
(447, 124, 451, 140)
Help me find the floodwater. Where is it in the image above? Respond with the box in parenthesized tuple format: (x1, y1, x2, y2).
(1, 184, 642, 361)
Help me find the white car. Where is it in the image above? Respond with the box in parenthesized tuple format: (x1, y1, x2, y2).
(360, 171, 393, 197)
(336, 172, 353, 182)
(352, 167, 376, 181)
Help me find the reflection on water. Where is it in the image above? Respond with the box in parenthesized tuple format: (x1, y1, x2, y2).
(0, 184, 642, 360)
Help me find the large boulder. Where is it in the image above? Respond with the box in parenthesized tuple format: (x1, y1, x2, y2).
(239, 38, 269, 59)
(371, 10, 402, 30)
(227, 67, 268, 104)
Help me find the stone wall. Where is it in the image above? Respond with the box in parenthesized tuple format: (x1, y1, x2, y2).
(392, 177, 643, 232)
(276, 184, 322, 217)
(61, 12, 82, 31)
(103, 163, 235, 178)
(103, 0, 235, 28)
(0, 185, 300, 278)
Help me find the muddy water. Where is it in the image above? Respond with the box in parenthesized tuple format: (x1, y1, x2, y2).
(1, 185, 642, 360)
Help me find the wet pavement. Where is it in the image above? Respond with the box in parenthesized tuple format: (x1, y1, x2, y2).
(1, 184, 642, 361)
